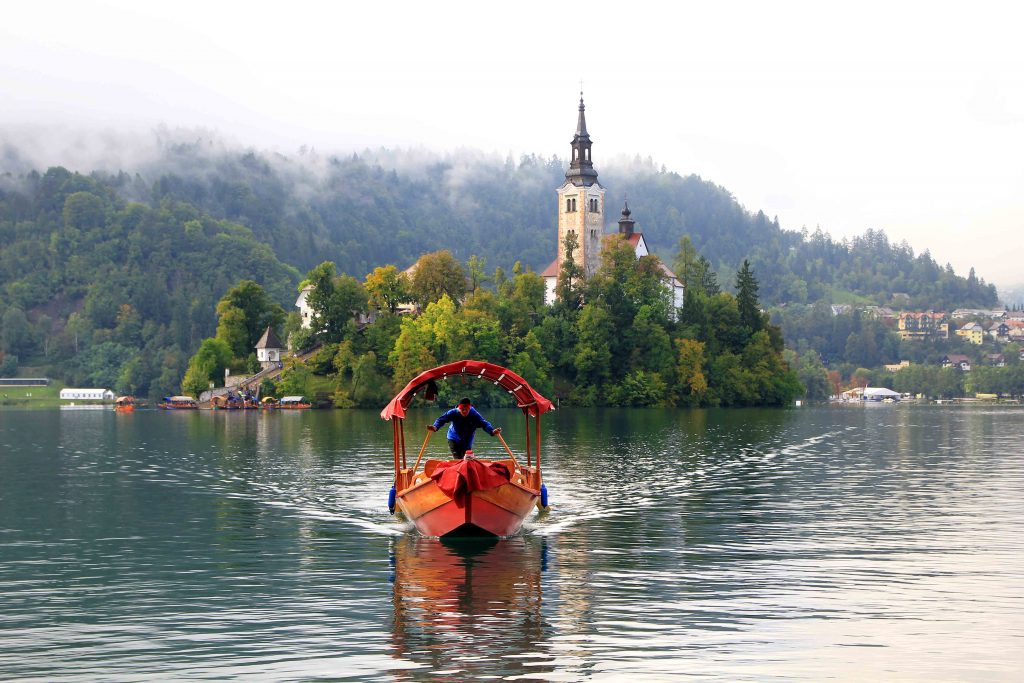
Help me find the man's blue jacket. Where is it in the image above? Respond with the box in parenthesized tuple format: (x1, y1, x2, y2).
(433, 407, 495, 449)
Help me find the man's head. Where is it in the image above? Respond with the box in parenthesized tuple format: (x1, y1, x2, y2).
(457, 397, 472, 416)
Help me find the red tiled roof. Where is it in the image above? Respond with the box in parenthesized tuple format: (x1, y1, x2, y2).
(540, 259, 559, 278)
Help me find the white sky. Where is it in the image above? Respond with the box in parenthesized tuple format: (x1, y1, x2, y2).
(2, 1, 1023, 289)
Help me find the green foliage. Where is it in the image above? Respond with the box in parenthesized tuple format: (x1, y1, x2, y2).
(365, 264, 412, 313)
(181, 338, 233, 397)
(0, 167, 299, 399)
(735, 259, 763, 335)
(215, 279, 286, 355)
(305, 262, 369, 344)
(409, 250, 467, 308)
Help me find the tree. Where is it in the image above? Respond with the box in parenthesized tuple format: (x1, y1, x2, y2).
(365, 265, 412, 314)
(215, 280, 286, 353)
(735, 259, 762, 334)
(675, 337, 708, 405)
(673, 235, 701, 292)
(181, 338, 233, 397)
(1, 307, 35, 358)
(409, 251, 467, 307)
(305, 262, 369, 344)
(555, 231, 584, 310)
(466, 255, 489, 292)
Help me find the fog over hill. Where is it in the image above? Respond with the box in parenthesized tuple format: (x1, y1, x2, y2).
(0, 126, 1002, 310)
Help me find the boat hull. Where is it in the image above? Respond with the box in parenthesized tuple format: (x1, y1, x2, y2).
(397, 474, 538, 538)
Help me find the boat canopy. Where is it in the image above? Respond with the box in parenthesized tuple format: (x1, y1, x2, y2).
(280, 396, 306, 403)
(114, 396, 134, 404)
(261, 396, 278, 403)
(381, 360, 554, 421)
(168, 396, 196, 403)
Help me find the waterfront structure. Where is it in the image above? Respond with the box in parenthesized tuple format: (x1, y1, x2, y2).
(60, 388, 115, 401)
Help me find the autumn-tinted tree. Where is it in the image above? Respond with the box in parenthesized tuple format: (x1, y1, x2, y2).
(409, 251, 467, 308)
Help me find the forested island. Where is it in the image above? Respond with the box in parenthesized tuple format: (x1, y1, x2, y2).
(0, 139, 1010, 404)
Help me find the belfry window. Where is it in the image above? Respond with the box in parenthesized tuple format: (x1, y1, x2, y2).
(566, 197, 577, 212)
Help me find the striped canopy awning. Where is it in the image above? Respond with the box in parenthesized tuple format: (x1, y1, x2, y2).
(381, 360, 554, 420)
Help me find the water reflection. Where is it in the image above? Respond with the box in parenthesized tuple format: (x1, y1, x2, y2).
(390, 534, 550, 679)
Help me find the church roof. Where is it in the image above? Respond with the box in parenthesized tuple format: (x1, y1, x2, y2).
(255, 326, 283, 350)
(540, 258, 559, 278)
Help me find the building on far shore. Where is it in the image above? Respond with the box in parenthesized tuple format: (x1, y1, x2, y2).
(60, 388, 115, 401)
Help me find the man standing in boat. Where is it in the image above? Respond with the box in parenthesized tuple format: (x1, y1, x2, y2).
(428, 397, 501, 459)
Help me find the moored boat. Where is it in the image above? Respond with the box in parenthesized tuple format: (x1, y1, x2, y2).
(260, 396, 279, 409)
(114, 396, 135, 412)
(159, 395, 198, 410)
(278, 395, 312, 409)
(382, 360, 553, 539)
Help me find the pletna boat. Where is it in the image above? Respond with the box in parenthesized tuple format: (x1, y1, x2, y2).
(278, 395, 311, 409)
(381, 360, 553, 538)
(159, 396, 198, 410)
(114, 396, 135, 412)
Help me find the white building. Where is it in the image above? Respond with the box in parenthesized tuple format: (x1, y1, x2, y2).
(255, 326, 283, 369)
(60, 388, 115, 401)
(295, 284, 314, 329)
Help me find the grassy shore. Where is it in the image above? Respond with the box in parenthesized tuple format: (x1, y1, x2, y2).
(0, 382, 68, 409)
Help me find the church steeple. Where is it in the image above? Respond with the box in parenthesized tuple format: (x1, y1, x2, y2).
(566, 93, 599, 187)
(617, 200, 635, 236)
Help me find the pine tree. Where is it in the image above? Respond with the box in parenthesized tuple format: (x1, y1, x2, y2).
(556, 231, 584, 310)
(735, 259, 762, 333)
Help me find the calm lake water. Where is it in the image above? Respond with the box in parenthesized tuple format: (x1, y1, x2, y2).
(1, 405, 1022, 681)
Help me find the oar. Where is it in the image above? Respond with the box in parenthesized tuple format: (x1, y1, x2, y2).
(411, 428, 433, 474)
(495, 431, 521, 472)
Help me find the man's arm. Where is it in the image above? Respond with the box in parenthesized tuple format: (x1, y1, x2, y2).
(430, 408, 456, 432)
(471, 408, 498, 436)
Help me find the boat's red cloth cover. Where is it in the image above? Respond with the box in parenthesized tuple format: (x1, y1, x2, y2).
(429, 459, 511, 505)
(381, 360, 554, 420)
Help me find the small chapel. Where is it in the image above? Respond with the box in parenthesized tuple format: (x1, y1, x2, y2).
(540, 95, 685, 313)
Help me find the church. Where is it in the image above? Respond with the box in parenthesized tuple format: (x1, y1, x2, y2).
(540, 95, 685, 313)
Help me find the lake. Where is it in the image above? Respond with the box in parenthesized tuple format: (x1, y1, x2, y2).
(1, 405, 1022, 681)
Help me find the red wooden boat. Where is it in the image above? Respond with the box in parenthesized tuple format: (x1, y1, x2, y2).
(382, 360, 553, 538)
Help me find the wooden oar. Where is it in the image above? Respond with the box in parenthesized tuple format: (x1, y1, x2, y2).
(411, 429, 433, 474)
(495, 431, 521, 472)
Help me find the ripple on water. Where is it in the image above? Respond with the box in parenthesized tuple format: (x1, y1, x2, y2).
(0, 406, 1022, 680)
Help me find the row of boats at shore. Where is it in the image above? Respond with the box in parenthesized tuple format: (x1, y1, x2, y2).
(112, 395, 313, 411)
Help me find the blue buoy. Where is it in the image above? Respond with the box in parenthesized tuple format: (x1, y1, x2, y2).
(387, 486, 396, 514)
(540, 484, 549, 508)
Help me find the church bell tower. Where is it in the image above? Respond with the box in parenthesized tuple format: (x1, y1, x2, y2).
(556, 93, 605, 278)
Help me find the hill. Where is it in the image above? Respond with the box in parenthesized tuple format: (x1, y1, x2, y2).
(0, 136, 1001, 396)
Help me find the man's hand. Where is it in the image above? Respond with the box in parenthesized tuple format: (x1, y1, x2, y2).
(427, 425, 437, 432)
(493, 427, 502, 436)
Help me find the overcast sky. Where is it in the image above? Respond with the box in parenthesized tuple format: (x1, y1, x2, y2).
(3, 1, 1022, 288)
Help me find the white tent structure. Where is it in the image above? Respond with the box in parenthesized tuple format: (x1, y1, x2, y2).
(862, 387, 901, 402)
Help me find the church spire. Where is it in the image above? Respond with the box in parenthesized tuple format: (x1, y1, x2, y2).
(566, 92, 599, 187)
(618, 199, 635, 236)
